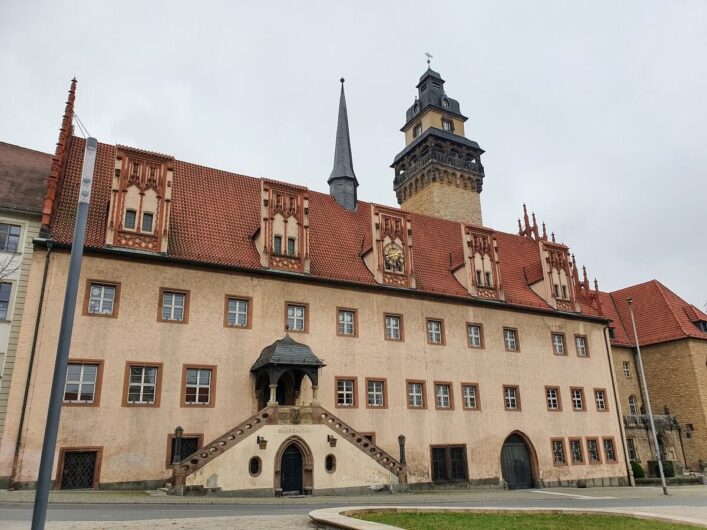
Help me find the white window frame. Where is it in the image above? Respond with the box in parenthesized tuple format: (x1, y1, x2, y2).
(408, 382, 424, 408)
(546, 387, 559, 410)
(435, 384, 451, 409)
(385, 315, 401, 340)
(63, 363, 98, 404)
(127, 365, 158, 404)
(504, 386, 519, 410)
(338, 310, 355, 336)
(227, 298, 249, 327)
(576, 335, 588, 357)
(185, 368, 212, 405)
(504, 328, 518, 351)
(162, 291, 186, 321)
(462, 385, 478, 409)
(595, 389, 606, 411)
(287, 304, 306, 331)
(628, 395, 639, 415)
(571, 388, 584, 411)
(88, 283, 116, 315)
(623, 361, 631, 378)
(367, 380, 385, 407)
(427, 320, 443, 344)
(552, 333, 565, 355)
(337, 379, 355, 407)
(467, 325, 482, 348)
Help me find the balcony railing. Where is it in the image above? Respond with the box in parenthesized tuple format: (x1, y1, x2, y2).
(623, 414, 679, 430)
(395, 148, 484, 186)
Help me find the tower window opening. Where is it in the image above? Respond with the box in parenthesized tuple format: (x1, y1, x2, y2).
(413, 124, 422, 138)
(442, 98, 450, 108)
(442, 118, 454, 132)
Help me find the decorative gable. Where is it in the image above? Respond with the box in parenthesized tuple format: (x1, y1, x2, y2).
(106, 146, 174, 253)
(257, 180, 310, 273)
(363, 206, 415, 288)
(453, 225, 503, 300)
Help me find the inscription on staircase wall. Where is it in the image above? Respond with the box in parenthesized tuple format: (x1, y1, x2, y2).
(277, 426, 312, 435)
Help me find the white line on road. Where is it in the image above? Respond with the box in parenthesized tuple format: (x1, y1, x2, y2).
(531, 490, 615, 500)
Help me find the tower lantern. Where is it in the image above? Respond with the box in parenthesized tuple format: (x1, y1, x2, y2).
(391, 66, 485, 225)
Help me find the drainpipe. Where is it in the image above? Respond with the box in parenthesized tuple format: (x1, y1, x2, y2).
(602, 324, 635, 487)
(10, 240, 53, 488)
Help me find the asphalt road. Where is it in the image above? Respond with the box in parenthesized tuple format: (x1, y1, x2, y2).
(2, 493, 706, 522)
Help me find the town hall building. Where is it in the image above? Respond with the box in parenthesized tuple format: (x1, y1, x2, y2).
(0, 67, 705, 494)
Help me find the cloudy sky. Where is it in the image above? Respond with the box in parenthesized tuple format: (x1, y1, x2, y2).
(1, 1, 705, 308)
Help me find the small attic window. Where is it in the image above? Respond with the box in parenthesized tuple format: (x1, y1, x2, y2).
(696, 321, 707, 333)
(432, 81, 442, 89)
(608, 327, 616, 339)
(413, 102, 420, 113)
(413, 124, 422, 138)
(442, 98, 450, 108)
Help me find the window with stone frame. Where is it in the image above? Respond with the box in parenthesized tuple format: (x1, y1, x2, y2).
(552, 333, 566, 355)
(337, 309, 356, 336)
(124, 209, 137, 230)
(552, 439, 567, 465)
(161, 290, 187, 322)
(575, 335, 589, 357)
(367, 379, 385, 407)
(336, 378, 356, 407)
(426, 319, 444, 344)
(286, 303, 307, 332)
(385, 314, 402, 340)
(63, 363, 99, 404)
(441, 118, 454, 132)
(0, 283, 11, 320)
(461, 384, 479, 410)
(127, 365, 159, 405)
(431, 445, 468, 483)
(628, 395, 639, 415)
(594, 389, 607, 412)
(87, 283, 117, 316)
(603, 438, 617, 463)
(0, 222, 21, 252)
(286, 237, 296, 256)
(622, 361, 631, 378)
(545, 386, 561, 411)
(570, 387, 585, 411)
(435, 383, 452, 409)
(503, 328, 519, 351)
(587, 438, 601, 464)
(168, 435, 201, 466)
(141, 212, 154, 233)
(226, 297, 249, 327)
(627, 438, 638, 461)
(184, 367, 213, 405)
(273, 235, 283, 255)
(569, 439, 584, 464)
(467, 324, 483, 348)
(407, 381, 425, 408)
(413, 123, 422, 138)
(504, 385, 520, 410)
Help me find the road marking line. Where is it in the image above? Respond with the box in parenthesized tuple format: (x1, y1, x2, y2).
(531, 490, 615, 499)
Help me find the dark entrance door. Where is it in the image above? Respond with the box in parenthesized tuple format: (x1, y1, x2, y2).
(60, 451, 97, 489)
(280, 444, 303, 495)
(501, 434, 534, 489)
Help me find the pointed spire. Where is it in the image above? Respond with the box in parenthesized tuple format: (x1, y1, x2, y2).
(517, 219, 523, 236)
(531, 212, 539, 240)
(328, 78, 358, 211)
(522, 204, 530, 235)
(551, 232, 556, 243)
(542, 222, 548, 241)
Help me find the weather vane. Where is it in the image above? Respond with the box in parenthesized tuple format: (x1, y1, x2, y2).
(425, 51, 433, 66)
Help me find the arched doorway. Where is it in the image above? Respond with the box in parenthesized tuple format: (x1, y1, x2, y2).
(501, 432, 537, 489)
(274, 436, 314, 496)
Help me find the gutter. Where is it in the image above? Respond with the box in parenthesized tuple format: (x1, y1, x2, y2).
(9, 241, 53, 488)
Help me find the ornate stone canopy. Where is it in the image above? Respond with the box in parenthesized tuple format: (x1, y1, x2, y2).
(251, 333, 325, 390)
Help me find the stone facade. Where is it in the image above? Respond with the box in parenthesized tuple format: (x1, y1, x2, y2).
(400, 180, 482, 226)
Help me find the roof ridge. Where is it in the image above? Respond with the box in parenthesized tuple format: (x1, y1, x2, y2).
(653, 280, 701, 337)
(0, 141, 52, 157)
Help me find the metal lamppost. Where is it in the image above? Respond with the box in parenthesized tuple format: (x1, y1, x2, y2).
(32, 138, 98, 529)
(627, 297, 668, 496)
(173, 426, 184, 464)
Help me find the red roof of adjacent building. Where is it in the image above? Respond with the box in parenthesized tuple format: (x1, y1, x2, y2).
(0, 142, 52, 213)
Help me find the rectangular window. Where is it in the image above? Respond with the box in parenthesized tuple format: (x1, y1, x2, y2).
(286, 237, 296, 256)
(570, 439, 584, 464)
(160, 289, 188, 322)
(571, 387, 585, 411)
(426, 319, 444, 344)
(435, 383, 452, 409)
(603, 438, 617, 463)
(167, 434, 202, 467)
(562, 285, 568, 299)
(141, 212, 154, 232)
(0, 283, 11, 320)
(86, 282, 117, 316)
(431, 445, 468, 483)
(273, 235, 282, 255)
(286, 303, 307, 332)
(0, 223, 21, 252)
(441, 118, 454, 132)
(552, 333, 566, 355)
(503, 328, 519, 351)
(552, 439, 567, 465)
(127, 365, 159, 405)
(226, 297, 249, 327)
(461, 384, 479, 410)
(407, 381, 425, 409)
(336, 378, 356, 408)
(413, 123, 422, 138)
(63, 362, 100, 404)
(124, 209, 136, 230)
(504, 386, 520, 410)
(337, 308, 356, 336)
(575, 335, 588, 357)
(366, 379, 385, 408)
(384, 314, 402, 341)
(627, 438, 637, 461)
(184, 367, 214, 406)
(467, 323, 483, 348)
(622, 361, 631, 378)
(553, 284, 560, 298)
(485, 271, 492, 287)
(476, 269, 482, 285)
(594, 389, 607, 412)
(545, 386, 561, 411)
(587, 438, 601, 464)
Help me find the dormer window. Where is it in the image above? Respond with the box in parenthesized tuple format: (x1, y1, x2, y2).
(696, 321, 707, 333)
(273, 235, 282, 255)
(413, 123, 422, 139)
(442, 118, 454, 132)
(442, 98, 450, 108)
(124, 210, 136, 230)
(287, 237, 296, 256)
(413, 102, 420, 114)
(141, 212, 154, 233)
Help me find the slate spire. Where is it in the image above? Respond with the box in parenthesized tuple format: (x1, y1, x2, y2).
(328, 78, 358, 211)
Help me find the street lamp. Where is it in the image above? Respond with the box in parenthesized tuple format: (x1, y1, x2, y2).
(627, 297, 668, 495)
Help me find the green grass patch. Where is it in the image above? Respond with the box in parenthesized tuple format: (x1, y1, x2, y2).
(354, 511, 693, 529)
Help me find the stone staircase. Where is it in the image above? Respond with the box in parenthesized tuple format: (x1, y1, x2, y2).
(171, 404, 405, 489)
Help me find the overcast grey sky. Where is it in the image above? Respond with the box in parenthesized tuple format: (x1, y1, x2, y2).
(1, 1, 705, 307)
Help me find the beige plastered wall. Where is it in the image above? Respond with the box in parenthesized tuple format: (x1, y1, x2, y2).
(1, 251, 627, 487)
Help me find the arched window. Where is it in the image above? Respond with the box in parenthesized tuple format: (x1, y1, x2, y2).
(628, 395, 639, 415)
(248, 456, 262, 477)
(325, 454, 336, 473)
